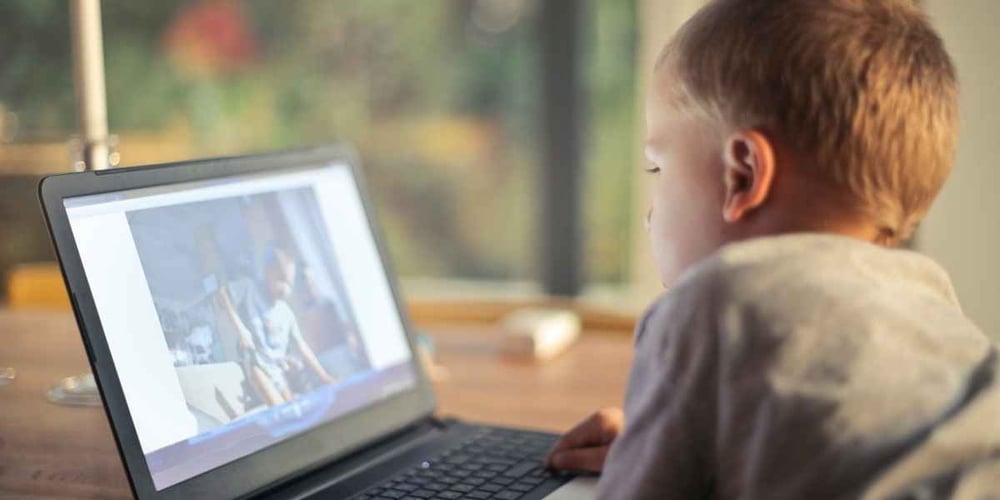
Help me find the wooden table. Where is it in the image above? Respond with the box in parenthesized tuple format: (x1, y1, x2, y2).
(0, 310, 632, 499)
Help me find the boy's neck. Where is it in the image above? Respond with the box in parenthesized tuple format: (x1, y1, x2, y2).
(737, 170, 893, 247)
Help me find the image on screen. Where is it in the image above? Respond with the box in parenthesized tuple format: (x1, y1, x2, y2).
(126, 187, 370, 434)
(65, 165, 419, 490)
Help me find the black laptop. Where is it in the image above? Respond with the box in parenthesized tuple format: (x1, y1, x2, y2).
(39, 146, 596, 500)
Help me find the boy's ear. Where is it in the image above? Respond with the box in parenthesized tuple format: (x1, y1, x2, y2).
(722, 129, 777, 223)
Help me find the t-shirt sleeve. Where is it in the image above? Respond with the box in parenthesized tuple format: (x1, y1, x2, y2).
(597, 285, 719, 500)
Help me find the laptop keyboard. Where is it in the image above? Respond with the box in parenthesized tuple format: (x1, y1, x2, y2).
(350, 427, 566, 500)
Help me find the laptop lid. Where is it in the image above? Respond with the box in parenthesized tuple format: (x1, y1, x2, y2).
(39, 146, 437, 500)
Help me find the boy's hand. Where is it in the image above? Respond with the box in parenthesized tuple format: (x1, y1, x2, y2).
(545, 407, 624, 473)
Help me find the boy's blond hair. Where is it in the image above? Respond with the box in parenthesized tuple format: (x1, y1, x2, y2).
(659, 0, 958, 242)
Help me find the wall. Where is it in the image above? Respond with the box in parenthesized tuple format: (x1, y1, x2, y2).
(921, 0, 1000, 340)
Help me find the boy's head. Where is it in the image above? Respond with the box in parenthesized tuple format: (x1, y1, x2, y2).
(264, 247, 297, 301)
(645, 0, 958, 286)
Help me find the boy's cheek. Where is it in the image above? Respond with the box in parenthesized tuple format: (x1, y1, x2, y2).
(648, 183, 725, 287)
(647, 199, 686, 286)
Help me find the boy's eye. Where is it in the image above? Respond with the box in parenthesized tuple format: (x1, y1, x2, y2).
(644, 164, 661, 174)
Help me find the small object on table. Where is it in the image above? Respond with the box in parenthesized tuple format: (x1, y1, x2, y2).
(47, 371, 102, 407)
(499, 308, 581, 361)
(416, 331, 450, 382)
(0, 366, 14, 385)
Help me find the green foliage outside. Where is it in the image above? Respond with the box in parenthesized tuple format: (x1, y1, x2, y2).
(0, 0, 636, 285)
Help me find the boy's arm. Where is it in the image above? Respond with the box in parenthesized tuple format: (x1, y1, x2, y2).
(289, 314, 336, 385)
(596, 289, 719, 500)
(216, 286, 256, 350)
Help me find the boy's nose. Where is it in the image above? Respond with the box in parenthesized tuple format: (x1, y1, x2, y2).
(644, 207, 652, 233)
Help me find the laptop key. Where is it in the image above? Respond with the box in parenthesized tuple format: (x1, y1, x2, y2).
(465, 492, 491, 500)
(482, 456, 515, 465)
(522, 476, 544, 486)
(494, 492, 523, 500)
(503, 461, 538, 478)
(409, 489, 434, 498)
(528, 468, 547, 478)
(510, 482, 535, 492)
(479, 483, 503, 493)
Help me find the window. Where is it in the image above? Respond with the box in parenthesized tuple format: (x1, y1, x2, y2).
(585, 0, 637, 285)
(0, 2, 77, 279)
(0, 0, 638, 297)
(103, 0, 545, 282)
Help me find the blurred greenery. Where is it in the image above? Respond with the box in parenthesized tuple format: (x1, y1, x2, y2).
(0, 2, 75, 138)
(0, 0, 636, 288)
(586, 0, 637, 283)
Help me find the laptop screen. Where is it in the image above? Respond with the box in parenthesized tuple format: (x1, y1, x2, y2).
(63, 162, 417, 490)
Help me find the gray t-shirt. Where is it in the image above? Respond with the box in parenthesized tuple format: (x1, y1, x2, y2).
(599, 234, 1000, 499)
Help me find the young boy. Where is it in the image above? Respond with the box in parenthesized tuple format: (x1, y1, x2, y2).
(547, 0, 1000, 498)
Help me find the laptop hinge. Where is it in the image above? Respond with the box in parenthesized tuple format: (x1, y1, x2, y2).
(429, 416, 456, 429)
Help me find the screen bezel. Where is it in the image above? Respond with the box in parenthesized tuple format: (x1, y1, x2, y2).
(39, 146, 437, 500)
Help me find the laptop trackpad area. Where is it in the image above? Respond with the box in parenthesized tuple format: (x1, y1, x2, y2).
(543, 476, 598, 499)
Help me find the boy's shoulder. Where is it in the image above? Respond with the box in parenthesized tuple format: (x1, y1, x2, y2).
(663, 232, 959, 312)
(639, 233, 980, 354)
(627, 236, 998, 500)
